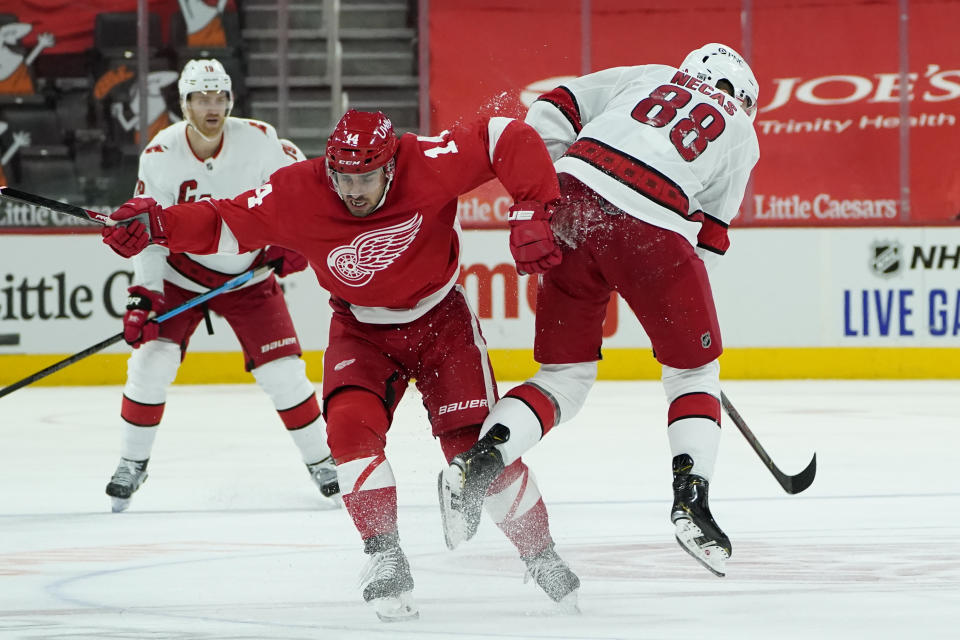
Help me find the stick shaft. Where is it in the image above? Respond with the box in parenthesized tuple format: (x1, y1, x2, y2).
(0, 186, 110, 225)
(0, 334, 124, 399)
(721, 390, 817, 494)
(154, 262, 276, 322)
(0, 262, 280, 399)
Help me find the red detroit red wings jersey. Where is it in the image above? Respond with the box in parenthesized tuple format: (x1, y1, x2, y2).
(158, 117, 559, 321)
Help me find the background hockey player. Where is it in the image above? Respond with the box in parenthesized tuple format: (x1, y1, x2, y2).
(104, 59, 338, 512)
(101, 109, 580, 620)
(440, 43, 761, 579)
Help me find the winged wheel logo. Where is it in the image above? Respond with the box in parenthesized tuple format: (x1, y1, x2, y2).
(326, 214, 422, 286)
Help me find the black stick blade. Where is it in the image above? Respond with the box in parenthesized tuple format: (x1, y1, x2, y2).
(775, 453, 817, 495)
(721, 390, 817, 495)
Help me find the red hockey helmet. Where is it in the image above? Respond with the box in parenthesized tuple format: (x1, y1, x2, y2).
(326, 110, 399, 174)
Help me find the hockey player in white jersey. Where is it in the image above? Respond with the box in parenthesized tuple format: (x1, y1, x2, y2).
(440, 44, 760, 577)
(104, 59, 339, 512)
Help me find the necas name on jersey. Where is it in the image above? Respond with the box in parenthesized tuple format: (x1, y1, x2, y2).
(669, 70, 738, 116)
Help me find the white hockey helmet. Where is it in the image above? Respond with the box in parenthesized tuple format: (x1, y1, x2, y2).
(178, 58, 234, 113)
(680, 43, 759, 120)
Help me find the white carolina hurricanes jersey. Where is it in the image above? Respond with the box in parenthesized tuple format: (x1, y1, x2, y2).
(525, 64, 760, 257)
(132, 118, 301, 292)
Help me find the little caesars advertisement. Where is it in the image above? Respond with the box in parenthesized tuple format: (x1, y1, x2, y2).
(1, 228, 957, 382)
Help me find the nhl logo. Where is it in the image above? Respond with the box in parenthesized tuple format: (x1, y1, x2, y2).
(700, 332, 712, 349)
(870, 241, 902, 278)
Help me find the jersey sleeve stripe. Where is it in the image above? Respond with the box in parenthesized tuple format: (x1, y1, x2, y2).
(693, 210, 730, 255)
(486, 117, 514, 165)
(536, 86, 582, 133)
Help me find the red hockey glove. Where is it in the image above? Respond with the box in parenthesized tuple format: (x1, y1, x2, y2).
(263, 245, 309, 277)
(101, 197, 167, 258)
(124, 286, 164, 348)
(507, 200, 562, 275)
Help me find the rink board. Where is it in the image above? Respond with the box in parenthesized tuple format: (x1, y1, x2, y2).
(1, 227, 958, 383)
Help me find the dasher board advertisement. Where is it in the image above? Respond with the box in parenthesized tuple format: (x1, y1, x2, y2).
(428, 1, 960, 227)
(1, 228, 958, 373)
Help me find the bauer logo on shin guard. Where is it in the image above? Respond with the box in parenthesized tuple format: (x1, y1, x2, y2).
(438, 399, 488, 415)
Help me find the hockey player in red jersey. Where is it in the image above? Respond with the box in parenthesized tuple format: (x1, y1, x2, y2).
(439, 43, 762, 579)
(101, 109, 579, 621)
(103, 58, 338, 513)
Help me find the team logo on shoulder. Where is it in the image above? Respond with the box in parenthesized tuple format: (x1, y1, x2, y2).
(327, 213, 422, 287)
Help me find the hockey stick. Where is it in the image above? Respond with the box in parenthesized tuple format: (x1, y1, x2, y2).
(0, 185, 112, 225)
(720, 390, 817, 494)
(0, 260, 280, 400)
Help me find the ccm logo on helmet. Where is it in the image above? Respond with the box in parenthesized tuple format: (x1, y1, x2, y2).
(437, 399, 488, 415)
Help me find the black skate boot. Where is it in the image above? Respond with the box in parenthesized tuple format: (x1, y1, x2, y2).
(670, 454, 731, 577)
(306, 455, 341, 506)
(358, 531, 418, 622)
(522, 543, 581, 613)
(105, 457, 149, 513)
(438, 424, 508, 550)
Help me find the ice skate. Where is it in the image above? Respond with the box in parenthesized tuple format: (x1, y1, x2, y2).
(670, 454, 731, 577)
(306, 456, 341, 508)
(438, 425, 508, 550)
(105, 458, 149, 513)
(358, 532, 419, 622)
(523, 543, 581, 613)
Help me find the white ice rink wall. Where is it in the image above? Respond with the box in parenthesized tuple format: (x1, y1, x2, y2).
(1, 225, 958, 386)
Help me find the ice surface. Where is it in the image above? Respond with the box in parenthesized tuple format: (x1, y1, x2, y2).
(1, 381, 957, 639)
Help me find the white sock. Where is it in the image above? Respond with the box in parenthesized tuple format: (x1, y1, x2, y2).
(288, 419, 331, 464)
(120, 423, 158, 461)
(480, 397, 542, 466)
(668, 417, 721, 480)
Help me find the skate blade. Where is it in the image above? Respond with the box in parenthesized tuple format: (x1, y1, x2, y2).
(371, 591, 419, 622)
(674, 519, 728, 577)
(524, 591, 581, 617)
(110, 497, 131, 513)
(317, 494, 343, 510)
(437, 467, 469, 550)
(556, 590, 581, 615)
